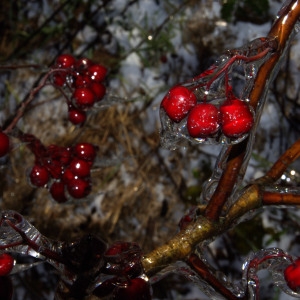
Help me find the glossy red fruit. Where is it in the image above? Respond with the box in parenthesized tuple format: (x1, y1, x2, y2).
(30, 164, 50, 187)
(73, 87, 95, 108)
(68, 108, 87, 125)
(67, 178, 91, 199)
(73, 143, 97, 161)
(47, 145, 72, 166)
(161, 86, 197, 122)
(0, 132, 10, 157)
(69, 159, 91, 178)
(74, 74, 92, 88)
(187, 103, 220, 138)
(52, 72, 67, 87)
(56, 54, 76, 69)
(284, 258, 300, 291)
(220, 98, 254, 138)
(75, 57, 93, 72)
(0, 253, 14, 276)
(113, 278, 152, 300)
(62, 168, 77, 184)
(50, 181, 67, 203)
(90, 82, 106, 101)
(87, 64, 107, 82)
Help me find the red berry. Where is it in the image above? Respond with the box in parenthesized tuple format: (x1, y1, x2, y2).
(0, 253, 14, 276)
(220, 98, 254, 138)
(47, 145, 72, 166)
(74, 74, 92, 88)
(52, 72, 67, 86)
(73, 143, 97, 161)
(68, 108, 87, 125)
(87, 64, 107, 82)
(30, 164, 50, 187)
(90, 82, 106, 101)
(0, 132, 9, 157)
(67, 178, 91, 199)
(113, 278, 152, 300)
(73, 87, 95, 108)
(187, 103, 220, 138)
(55, 54, 76, 68)
(105, 242, 132, 257)
(62, 168, 77, 184)
(161, 86, 197, 122)
(75, 57, 93, 72)
(69, 158, 91, 178)
(284, 258, 300, 291)
(50, 181, 67, 203)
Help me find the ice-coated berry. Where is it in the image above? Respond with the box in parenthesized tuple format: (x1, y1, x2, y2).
(87, 64, 107, 82)
(90, 82, 106, 101)
(161, 85, 197, 122)
(68, 108, 87, 125)
(73, 87, 95, 108)
(67, 178, 91, 199)
(55, 54, 76, 69)
(113, 278, 152, 300)
(74, 74, 92, 88)
(69, 158, 91, 178)
(30, 164, 50, 187)
(0, 132, 10, 157)
(75, 57, 93, 72)
(220, 98, 254, 138)
(187, 103, 220, 138)
(73, 143, 97, 162)
(284, 258, 300, 292)
(50, 181, 67, 203)
(0, 253, 14, 276)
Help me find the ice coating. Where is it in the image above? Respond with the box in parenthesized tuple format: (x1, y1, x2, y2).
(159, 37, 276, 149)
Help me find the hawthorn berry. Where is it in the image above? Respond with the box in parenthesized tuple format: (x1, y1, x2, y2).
(0, 132, 9, 157)
(62, 168, 77, 184)
(87, 64, 107, 82)
(69, 158, 91, 178)
(220, 98, 254, 138)
(50, 181, 67, 203)
(90, 82, 106, 101)
(161, 86, 197, 122)
(68, 108, 86, 125)
(0, 253, 14, 276)
(52, 72, 67, 87)
(73, 87, 95, 108)
(73, 143, 97, 161)
(75, 57, 93, 72)
(55, 54, 76, 69)
(187, 103, 220, 138)
(74, 74, 92, 88)
(284, 258, 300, 291)
(29, 164, 50, 187)
(113, 278, 152, 300)
(67, 177, 91, 199)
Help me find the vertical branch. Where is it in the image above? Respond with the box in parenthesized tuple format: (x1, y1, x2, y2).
(204, 0, 300, 222)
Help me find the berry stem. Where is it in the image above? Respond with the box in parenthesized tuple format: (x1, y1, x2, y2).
(3, 68, 69, 135)
(187, 253, 245, 300)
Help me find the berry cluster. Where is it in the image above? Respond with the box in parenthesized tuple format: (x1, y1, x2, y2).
(51, 54, 107, 125)
(284, 258, 300, 292)
(161, 85, 254, 140)
(93, 242, 151, 300)
(28, 140, 98, 202)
